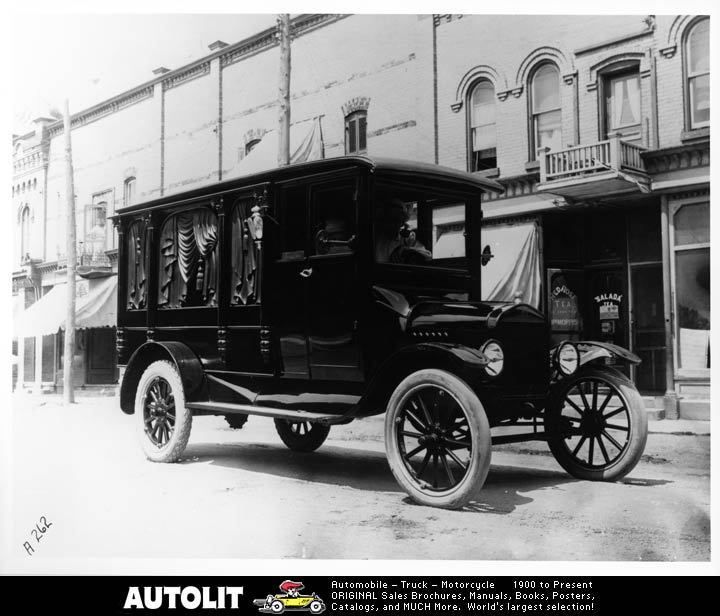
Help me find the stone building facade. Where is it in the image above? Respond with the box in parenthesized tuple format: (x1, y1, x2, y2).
(12, 14, 709, 417)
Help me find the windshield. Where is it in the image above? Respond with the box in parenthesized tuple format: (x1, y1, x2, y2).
(374, 185, 469, 270)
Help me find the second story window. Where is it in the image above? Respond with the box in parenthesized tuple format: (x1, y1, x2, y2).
(345, 111, 367, 155)
(686, 18, 710, 129)
(469, 80, 497, 171)
(603, 68, 641, 140)
(530, 63, 562, 157)
(20, 205, 30, 261)
(85, 201, 108, 256)
(124, 177, 136, 208)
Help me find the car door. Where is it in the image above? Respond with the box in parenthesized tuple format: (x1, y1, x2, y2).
(306, 178, 363, 381)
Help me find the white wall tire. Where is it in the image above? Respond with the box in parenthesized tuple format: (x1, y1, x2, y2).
(134, 360, 192, 463)
(384, 369, 491, 509)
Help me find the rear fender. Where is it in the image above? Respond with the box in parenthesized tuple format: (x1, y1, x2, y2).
(119, 341, 207, 414)
(356, 342, 490, 416)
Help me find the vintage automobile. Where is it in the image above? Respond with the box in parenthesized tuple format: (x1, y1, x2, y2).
(115, 155, 648, 509)
(253, 580, 325, 614)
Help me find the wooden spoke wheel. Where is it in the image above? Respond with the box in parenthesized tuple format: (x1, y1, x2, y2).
(274, 419, 331, 452)
(135, 360, 192, 463)
(385, 369, 491, 509)
(545, 367, 648, 481)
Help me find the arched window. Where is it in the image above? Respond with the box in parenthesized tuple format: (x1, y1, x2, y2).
(530, 63, 561, 157)
(601, 62, 641, 140)
(20, 205, 31, 261)
(468, 80, 497, 171)
(685, 18, 709, 129)
(245, 139, 261, 156)
(345, 110, 367, 154)
(124, 177, 136, 207)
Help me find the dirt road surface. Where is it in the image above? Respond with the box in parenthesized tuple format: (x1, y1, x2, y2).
(3, 394, 710, 568)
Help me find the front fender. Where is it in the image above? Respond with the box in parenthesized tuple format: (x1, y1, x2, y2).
(356, 342, 490, 416)
(551, 340, 641, 369)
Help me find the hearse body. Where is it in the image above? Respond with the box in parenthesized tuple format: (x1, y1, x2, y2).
(115, 156, 647, 508)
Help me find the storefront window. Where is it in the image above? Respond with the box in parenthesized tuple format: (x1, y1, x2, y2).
(674, 203, 710, 370)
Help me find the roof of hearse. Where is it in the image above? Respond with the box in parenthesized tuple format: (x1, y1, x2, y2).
(116, 155, 504, 216)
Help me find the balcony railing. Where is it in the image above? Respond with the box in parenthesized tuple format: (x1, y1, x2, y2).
(539, 135, 647, 184)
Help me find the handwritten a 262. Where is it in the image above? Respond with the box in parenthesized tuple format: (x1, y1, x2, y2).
(23, 516, 52, 556)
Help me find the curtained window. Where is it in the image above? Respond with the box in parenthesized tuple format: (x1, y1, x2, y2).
(230, 197, 261, 305)
(530, 63, 562, 157)
(603, 68, 641, 139)
(126, 219, 148, 310)
(158, 208, 218, 309)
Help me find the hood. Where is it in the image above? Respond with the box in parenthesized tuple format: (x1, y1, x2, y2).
(372, 286, 545, 332)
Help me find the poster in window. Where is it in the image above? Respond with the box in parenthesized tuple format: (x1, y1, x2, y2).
(549, 274, 580, 331)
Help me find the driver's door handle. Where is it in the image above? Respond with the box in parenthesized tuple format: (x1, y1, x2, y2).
(299, 267, 313, 278)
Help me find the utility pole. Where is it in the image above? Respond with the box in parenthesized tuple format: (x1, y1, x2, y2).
(277, 13, 291, 167)
(62, 99, 77, 404)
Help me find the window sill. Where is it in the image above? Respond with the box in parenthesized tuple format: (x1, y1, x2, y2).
(680, 127, 709, 144)
(524, 160, 540, 173)
(472, 168, 500, 179)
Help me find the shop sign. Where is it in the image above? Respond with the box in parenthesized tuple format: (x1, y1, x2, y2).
(594, 293, 622, 321)
(550, 283, 580, 330)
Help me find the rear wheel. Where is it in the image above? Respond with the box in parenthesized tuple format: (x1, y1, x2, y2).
(384, 369, 491, 509)
(545, 367, 648, 480)
(274, 419, 331, 452)
(134, 360, 192, 463)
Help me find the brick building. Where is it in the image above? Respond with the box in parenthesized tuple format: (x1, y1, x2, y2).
(12, 14, 709, 417)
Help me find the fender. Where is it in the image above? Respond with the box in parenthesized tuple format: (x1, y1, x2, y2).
(355, 341, 490, 416)
(552, 340, 641, 368)
(119, 341, 207, 414)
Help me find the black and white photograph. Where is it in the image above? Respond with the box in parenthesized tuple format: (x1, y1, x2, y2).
(2, 1, 716, 578)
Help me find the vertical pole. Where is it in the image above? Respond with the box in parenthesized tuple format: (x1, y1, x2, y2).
(277, 14, 291, 167)
(62, 99, 77, 404)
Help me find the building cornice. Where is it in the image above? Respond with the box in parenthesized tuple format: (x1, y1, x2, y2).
(39, 14, 348, 139)
(642, 140, 709, 175)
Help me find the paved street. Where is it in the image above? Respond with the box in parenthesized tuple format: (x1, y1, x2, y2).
(3, 393, 710, 568)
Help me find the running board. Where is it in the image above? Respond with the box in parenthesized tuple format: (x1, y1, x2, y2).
(186, 401, 354, 425)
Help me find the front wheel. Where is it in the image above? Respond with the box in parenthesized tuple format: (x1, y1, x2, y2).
(274, 419, 330, 452)
(384, 369, 492, 509)
(134, 360, 193, 463)
(545, 367, 648, 481)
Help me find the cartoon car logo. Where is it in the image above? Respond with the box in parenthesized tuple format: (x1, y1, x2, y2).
(253, 580, 326, 614)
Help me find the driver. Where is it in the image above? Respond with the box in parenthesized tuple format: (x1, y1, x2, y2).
(374, 199, 431, 264)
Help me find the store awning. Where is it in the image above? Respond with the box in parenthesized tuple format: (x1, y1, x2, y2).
(15, 275, 117, 337)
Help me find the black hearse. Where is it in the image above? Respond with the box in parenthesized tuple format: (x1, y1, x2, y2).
(115, 156, 647, 508)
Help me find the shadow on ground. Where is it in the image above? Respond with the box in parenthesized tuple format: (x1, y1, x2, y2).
(179, 441, 637, 514)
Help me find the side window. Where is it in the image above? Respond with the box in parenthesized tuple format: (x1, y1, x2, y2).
(310, 182, 357, 256)
(126, 218, 147, 310)
(157, 207, 218, 309)
(277, 185, 308, 261)
(230, 196, 261, 305)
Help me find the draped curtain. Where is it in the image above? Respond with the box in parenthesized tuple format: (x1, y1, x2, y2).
(158, 208, 218, 308)
(231, 199, 259, 305)
(481, 221, 541, 308)
(126, 220, 147, 310)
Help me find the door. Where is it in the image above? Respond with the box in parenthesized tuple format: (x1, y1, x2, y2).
(586, 269, 628, 348)
(86, 328, 117, 384)
(306, 180, 363, 381)
(630, 263, 666, 392)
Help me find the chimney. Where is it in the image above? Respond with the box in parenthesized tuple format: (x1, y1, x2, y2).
(208, 40, 228, 51)
(152, 66, 171, 76)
